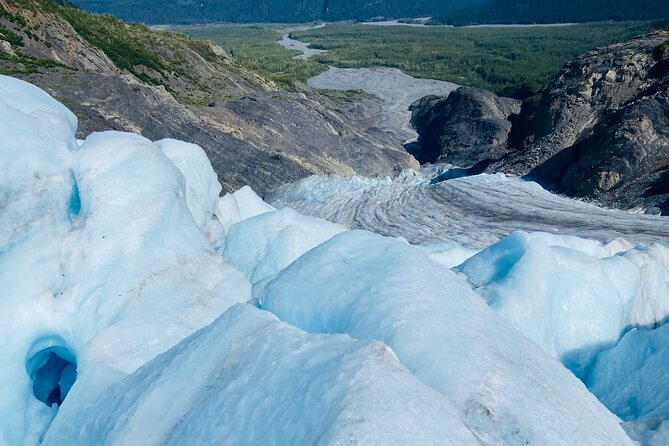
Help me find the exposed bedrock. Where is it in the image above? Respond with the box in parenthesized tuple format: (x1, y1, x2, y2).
(409, 87, 520, 166)
(411, 31, 669, 213)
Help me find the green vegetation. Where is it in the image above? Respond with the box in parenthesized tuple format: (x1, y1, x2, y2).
(0, 25, 24, 46)
(3, 0, 176, 84)
(0, 1, 68, 74)
(184, 20, 669, 97)
(0, 3, 27, 26)
(0, 0, 250, 101)
(55, 7, 167, 80)
(180, 25, 327, 87)
(0, 50, 63, 75)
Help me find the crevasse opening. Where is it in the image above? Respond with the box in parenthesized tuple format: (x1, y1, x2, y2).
(26, 339, 77, 408)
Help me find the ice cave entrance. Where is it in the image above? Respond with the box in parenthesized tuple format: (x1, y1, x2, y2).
(26, 337, 77, 408)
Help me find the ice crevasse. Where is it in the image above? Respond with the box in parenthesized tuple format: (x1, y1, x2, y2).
(0, 73, 653, 445)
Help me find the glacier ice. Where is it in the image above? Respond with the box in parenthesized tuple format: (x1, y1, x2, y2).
(2, 73, 668, 446)
(224, 207, 346, 299)
(623, 418, 669, 446)
(0, 76, 249, 444)
(216, 184, 276, 233)
(458, 231, 669, 377)
(263, 230, 634, 445)
(417, 241, 480, 268)
(268, 172, 669, 247)
(155, 138, 226, 247)
(44, 304, 481, 445)
(587, 323, 669, 444)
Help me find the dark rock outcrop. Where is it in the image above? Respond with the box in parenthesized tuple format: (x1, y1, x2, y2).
(503, 30, 669, 213)
(529, 92, 669, 212)
(502, 31, 669, 174)
(409, 87, 520, 166)
(412, 31, 669, 213)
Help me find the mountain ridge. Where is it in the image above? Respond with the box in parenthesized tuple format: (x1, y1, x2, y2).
(70, 0, 668, 25)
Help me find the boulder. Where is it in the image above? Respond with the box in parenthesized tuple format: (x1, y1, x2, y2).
(409, 87, 520, 166)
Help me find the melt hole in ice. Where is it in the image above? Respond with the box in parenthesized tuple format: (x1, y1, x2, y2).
(69, 171, 81, 218)
(25, 338, 77, 408)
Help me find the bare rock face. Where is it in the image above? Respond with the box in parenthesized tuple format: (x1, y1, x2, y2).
(409, 87, 520, 166)
(504, 31, 669, 213)
(529, 92, 669, 211)
(503, 31, 669, 175)
(411, 31, 669, 214)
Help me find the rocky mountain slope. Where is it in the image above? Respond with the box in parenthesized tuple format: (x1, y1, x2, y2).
(411, 31, 669, 214)
(0, 0, 416, 195)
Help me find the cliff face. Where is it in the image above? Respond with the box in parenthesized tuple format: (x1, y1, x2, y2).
(411, 31, 669, 214)
(507, 30, 669, 213)
(0, 0, 417, 195)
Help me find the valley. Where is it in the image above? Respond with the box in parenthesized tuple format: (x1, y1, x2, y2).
(180, 19, 669, 97)
(308, 67, 458, 139)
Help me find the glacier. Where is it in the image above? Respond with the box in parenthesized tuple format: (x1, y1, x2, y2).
(589, 323, 669, 445)
(0, 76, 249, 444)
(262, 230, 633, 445)
(45, 304, 480, 445)
(268, 171, 669, 248)
(458, 231, 669, 378)
(1, 73, 669, 445)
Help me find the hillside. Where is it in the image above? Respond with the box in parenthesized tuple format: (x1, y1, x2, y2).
(0, 0, 417, 194)
(70, 0, 668, 25)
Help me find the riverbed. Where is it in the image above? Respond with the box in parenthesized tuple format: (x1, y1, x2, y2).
(308, 67, 457, 139)
(277, 33, 458, 140)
